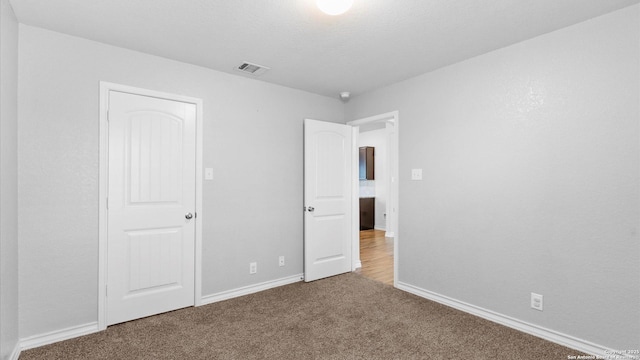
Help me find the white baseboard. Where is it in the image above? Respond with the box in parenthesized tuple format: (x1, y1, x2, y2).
(353, 260, 362, 270)
(397, 282, 638, 360)
(374, 226, 386, 231)
(17, 275, 303, 352)
(9, 343, 21, 360)
(385, 231, 394, 238)
(200, 274, 303, 306)
(20, 322, 99, 351)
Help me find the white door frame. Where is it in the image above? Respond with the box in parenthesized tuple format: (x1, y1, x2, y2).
(98, 82, 204, 330)
(347, 111, 399, 287)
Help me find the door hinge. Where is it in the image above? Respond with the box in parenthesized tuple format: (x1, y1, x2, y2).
(194, 212, 197, 218)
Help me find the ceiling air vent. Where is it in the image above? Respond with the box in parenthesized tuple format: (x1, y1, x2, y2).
(236, 62, 270, 76)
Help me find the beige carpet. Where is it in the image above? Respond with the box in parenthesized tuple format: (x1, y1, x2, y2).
(20, 273, 583, 359)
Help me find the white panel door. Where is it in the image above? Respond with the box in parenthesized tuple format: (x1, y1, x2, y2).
(107, 91, 196, 325)
(304, 119, 352, 282)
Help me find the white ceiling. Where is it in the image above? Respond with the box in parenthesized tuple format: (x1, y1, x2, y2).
(9, 0, 639, 98)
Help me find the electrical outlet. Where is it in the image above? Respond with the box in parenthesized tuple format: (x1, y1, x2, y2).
(279, 256, 285, 267)
(531, 293, 543, 311)
(249, 262, 257, 274)
(411, 168, 423, 180)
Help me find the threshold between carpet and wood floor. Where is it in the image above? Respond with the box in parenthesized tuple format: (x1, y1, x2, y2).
(19, 273, 582, 360)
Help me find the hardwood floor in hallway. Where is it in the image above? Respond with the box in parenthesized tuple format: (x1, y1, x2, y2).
(356, 229, 394, 285)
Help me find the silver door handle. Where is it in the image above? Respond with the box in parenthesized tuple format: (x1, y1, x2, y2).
(185, 213, 193, 219)
(307, 207, 314, 212)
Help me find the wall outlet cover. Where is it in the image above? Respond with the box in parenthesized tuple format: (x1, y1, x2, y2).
(531, 292, 543, 311)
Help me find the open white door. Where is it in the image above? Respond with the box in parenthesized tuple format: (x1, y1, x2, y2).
(107, 90, 196, 325)
(304, 119, 352, 282)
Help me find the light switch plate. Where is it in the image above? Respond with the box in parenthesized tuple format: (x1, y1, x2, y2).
(205, 168, 214, 180)
(411, 169, 423, 180)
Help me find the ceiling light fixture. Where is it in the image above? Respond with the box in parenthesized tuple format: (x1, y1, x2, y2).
(316, 0, 353, 16)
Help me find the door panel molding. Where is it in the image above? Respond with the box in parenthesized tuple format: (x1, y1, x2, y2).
(98, 82, 203, 330)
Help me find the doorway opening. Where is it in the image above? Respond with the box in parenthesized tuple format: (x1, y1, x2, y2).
(348, 111, 399, 287)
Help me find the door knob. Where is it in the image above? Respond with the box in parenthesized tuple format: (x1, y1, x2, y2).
(185, 213, 193, 219)
(307, 207, 315, 212)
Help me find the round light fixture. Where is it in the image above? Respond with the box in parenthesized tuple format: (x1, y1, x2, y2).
(316, 0, 354, 16)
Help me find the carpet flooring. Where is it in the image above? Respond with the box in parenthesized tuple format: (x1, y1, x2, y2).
(20, 273, 582, 359)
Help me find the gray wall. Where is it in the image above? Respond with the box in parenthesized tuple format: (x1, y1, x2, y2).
(17, 25, 344, 339)
(346, 5, 639, 351)
(0, 0, 19, 358)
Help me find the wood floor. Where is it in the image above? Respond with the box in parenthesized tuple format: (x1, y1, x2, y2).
(355, 229, 394, 285)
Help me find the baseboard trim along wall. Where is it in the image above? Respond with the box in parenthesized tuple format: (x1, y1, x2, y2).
(20, 278, 632, 358)
(20, 322, 100, 351)
(200, 273, 303, 306)
(397, 282, 638, 360)
(16, 275, 303, 352)
(9, 343, 21, 360)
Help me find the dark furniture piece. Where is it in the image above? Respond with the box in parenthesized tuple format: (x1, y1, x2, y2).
(359, 147, 375, 180)
(360, 197, 375, 230)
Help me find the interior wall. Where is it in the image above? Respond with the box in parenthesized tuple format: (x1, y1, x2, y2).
(17, 25, 344, 339)
(358, 128, 387, 230)
(345, 5, 639, 351)
(0, 0, 19, 358)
